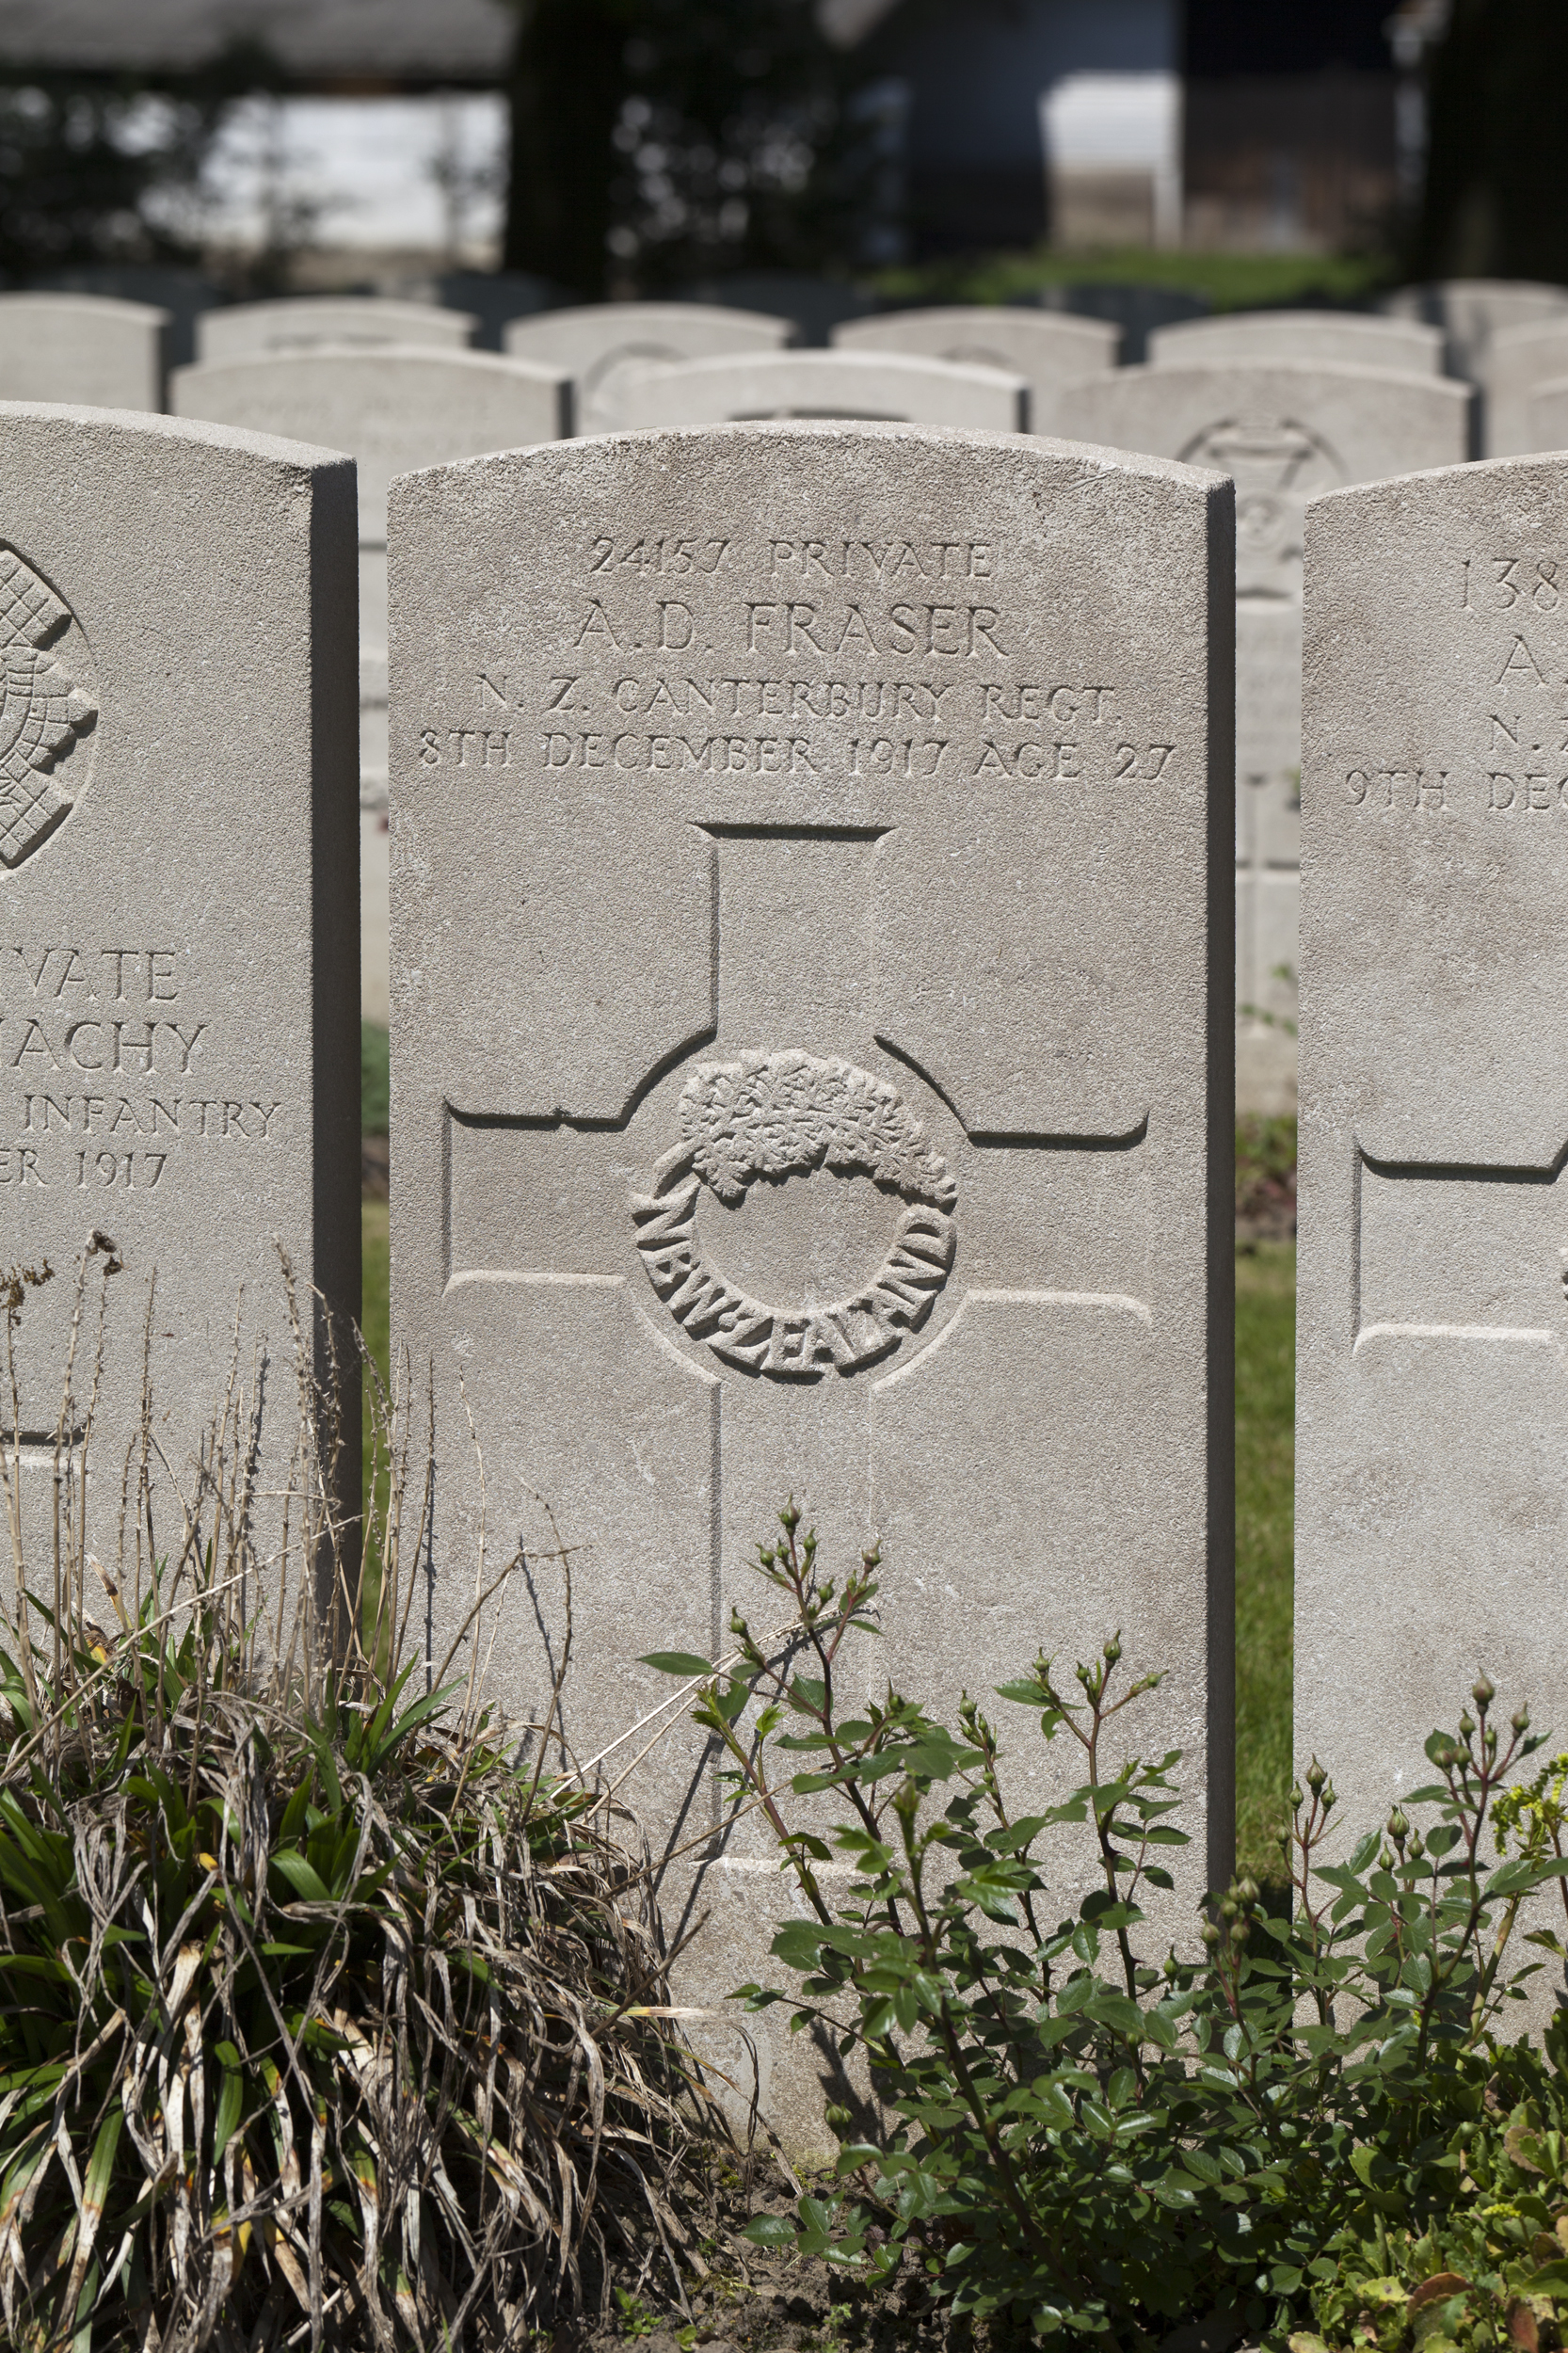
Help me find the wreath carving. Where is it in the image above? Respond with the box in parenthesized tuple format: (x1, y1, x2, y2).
(631, 1050, 957, 1381)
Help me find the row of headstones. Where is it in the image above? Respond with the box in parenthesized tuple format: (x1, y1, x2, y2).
(3, 398, 1558, 2132)
(136, 289, 1484, 1108)
(7, 278, 1565, 1114)
(12, 276, 1568, 443)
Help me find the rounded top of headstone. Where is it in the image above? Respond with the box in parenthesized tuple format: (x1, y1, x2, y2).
(834, 307, 1121, 367)
(170, 344, 572, 537)
(0, 290, 171, 327)
(197, 296, 477, 363)
(591, 350, 1031, 436)
(1147, 311, 1443, 376)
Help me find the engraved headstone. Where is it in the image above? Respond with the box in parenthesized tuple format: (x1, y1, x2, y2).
(388, 422, 1235, 2140)
(1381, 280, 1568, 380)
(172, 347, 571, 1024)
(0, 404, 359, 1541)
(198, 296, 476, 362)
(1149, 312, 1443, 377)
(1483, 321, 1568, 456)
(600, 351, 1028, 435)
(1296, 454, 1568, 1826)
(1054, 361, 1471, 1109)
(832, 309, 1119, 434)
(504, 302, 794, 434)
(0, 295, 169, 411)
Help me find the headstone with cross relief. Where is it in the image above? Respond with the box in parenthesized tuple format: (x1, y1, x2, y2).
(1055, 361, 1471, 1112)
(388, 421, 1235, 2144)
(1298, 455, 1568, 1828)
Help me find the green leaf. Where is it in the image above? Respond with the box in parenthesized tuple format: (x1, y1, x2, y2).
(744, 2216, 798, 2248)
(271, 1850, 333, 1905)
(639, 1652, 715, 1677)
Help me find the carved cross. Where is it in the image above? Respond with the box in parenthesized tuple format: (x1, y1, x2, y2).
(444, 826, 1154, 1632)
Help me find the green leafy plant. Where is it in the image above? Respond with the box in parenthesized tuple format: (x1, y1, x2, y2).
(648, 1508, 1568, 2348)
(0, 1247, 728, 2351)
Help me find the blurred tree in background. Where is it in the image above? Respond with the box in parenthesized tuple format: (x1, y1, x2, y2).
(504, 0, 898, 296)
(0, 48, 263, 283)
(1413, 0, 1568, 282)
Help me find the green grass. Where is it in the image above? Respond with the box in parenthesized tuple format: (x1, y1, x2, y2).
(872, 243, 1396, 315)
(1236, 1242, 1296, 1884)
(356, 1207, 1299, 1880)
(362, 1021, 389, 1138)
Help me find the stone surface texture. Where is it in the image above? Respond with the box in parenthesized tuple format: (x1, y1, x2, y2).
(1148, 312, 1443, 377)
(600, 351, 1029, 434)
(1297, 453, 1568, 1847)
(1381, 280, 1568, 380)
(1521, 377, 1568, 465)
(197, 296, 476, 361)
(1484, 322, 1568, 456)
(172, 345, 570, 1023)
(1054, 360, 1472, 1112)
(504, 302, 794, 433)
(0, 295, 168, 411)
(0, 404, 359, 1549)
(831, 308, 1118, 432)
(388, 422, 1235, 2145)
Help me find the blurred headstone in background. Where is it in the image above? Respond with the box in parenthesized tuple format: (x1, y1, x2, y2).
(199, 297, 475, 361)
(1381, 280, 1568, 380)
(600, 348, 1027, 434)
(505, 301, 794, 433)
(832, 307, 1119, 433)
(171, 344, 571, 1027)
(1055, 357, 1471, 1112)
(1478, 318, 1568, 456)
(1150, 311, 1443, 376)
(0, 294, 168, 409)
(30, 267, 220, 371)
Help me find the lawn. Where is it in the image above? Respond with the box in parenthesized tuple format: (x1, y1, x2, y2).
(356, 1207, 1298, 1879)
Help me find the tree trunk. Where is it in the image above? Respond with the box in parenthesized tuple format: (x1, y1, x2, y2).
(504, 0, 626, 298)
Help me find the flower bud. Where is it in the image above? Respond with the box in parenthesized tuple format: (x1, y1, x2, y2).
(1387, 1807, 1409, 1844)
(1306, 1757, 1327, 1793)
(1459, 1709, 1477, 1741)
(1290, 1781, 1304, 1813)
(1201, 1920, 1222, 1947)
(1409, 1828, 1425, 1858)
(1221, 1895, 1238, 1918)
(1322, 1781, 1337, 1812)
(1231, 1919, 1250, 1946)
(780, 1502, 800, 1530)
(1473, 1673, 1496, 1717)
(1379, 1845, 1395, 1870)
(1104, 1633, 1122, 1666)
(1512, 1706, 1531, 1734)
(1240, 1877, 1259, 1905)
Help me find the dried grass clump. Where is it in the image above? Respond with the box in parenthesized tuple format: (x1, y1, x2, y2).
(0, 1245, 731, 2353)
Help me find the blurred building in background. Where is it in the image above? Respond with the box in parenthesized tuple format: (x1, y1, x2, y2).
(0, 0, 1432, 281)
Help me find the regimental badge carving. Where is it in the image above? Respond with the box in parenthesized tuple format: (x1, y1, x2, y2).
(1179, 414, 1341, 599)
(631, 1049, 958, 1381)
(0, 545, 96, 868)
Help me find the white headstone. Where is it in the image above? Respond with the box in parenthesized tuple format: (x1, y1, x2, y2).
(387, 421, 1235, 2142)
(1297, 453, 1568, 1828)
(198, 296, 476, 362)
(1483, 321, 1568, 456)
(832, 308, 1118, 433)
(504, 301, 794, 433)
(1381, 280, 1568, 379)
(1520, 374, 1568, 461)
(0, 295, 168, 411)
(1054, 361, 1472, 1110)
(0, 404, 359, 1542)
(171, 346, 571, 1027)
(600, 351, 1028, 434)
(1149, 311, 1443, 377)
